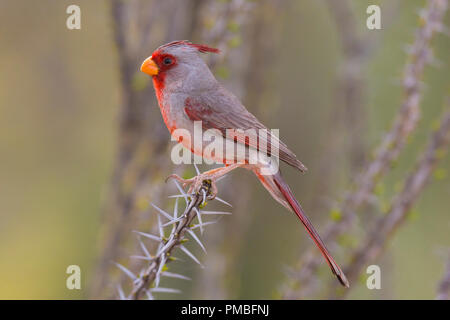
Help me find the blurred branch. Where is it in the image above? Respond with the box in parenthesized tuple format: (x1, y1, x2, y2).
(309, 0, 400, 229)
(201, 0, 253, 71)
(309, 0, 374, 232)
(312, 0, 399, 197)
(326, 0, 368, 169)
(283, 0, 448, 299)
(331, 107, 450, 298)
(323, 0, 400, 168)
(437, 256, 450, 300)
(91, 0, 199, 298)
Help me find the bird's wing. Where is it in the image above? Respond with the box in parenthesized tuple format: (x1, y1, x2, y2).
(184, 85, 306, 172)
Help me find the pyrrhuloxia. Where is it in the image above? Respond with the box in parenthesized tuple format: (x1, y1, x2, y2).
(140, 40, 349, 287)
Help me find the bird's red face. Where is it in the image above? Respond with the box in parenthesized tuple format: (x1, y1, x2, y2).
(140, 50, 179, 101)
(140, 52, 177, 78)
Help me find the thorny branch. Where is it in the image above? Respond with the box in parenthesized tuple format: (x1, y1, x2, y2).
(283, 0, 448, 298)
(331, 108, 450, 298)
(132, 183, 208, 300)
(115, 175, 232, 300)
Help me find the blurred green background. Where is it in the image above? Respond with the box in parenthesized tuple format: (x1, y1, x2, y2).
(0, 0, 448, 299)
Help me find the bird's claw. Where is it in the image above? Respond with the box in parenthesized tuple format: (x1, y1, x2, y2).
(165, 174, 191, 187)
(166, 173, 218, 200)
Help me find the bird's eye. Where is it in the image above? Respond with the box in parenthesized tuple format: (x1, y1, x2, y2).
(163, 57, 173, 65)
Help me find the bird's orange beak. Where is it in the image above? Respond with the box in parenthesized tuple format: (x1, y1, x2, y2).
(140, 57, 159, 76)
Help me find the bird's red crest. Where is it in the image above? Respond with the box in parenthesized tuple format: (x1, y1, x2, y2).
(189, 43, 220, 54)
(157, 40, 220, 54)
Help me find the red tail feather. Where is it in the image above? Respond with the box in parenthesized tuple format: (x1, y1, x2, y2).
(272, 172, 349, 288)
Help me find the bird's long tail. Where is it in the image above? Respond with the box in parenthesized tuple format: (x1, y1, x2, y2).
(254, 169, 349, 288)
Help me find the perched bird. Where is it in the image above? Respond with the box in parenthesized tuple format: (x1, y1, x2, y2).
(140, 40, 349, 288)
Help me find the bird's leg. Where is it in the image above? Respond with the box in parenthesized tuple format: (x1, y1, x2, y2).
(167, 163, 243, 199)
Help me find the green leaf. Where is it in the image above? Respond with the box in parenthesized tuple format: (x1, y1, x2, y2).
(374, 182, 385, 196)
(433, 168, 447, 180)
(215, 66, 229, 79)
(228, 35, 242, 48)
(329, 208, 342, 221)
(227, 21, 240, 33)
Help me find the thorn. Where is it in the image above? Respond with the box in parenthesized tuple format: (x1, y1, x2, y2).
(145, 289, 154, 300)
(157, 215, 164, 238)
(202, 189, 207, 206)
(173, 197, 179, 219)
(156, 242, 163, 258)
(194, 207, 204, 235)
(168, 256, 184, 262)
(162, 271, 191, 281)
(173, 180, 189, 204)
(133, 231, 162, 242)
(130, 255, 153, 261)
(191, 220, 219, 230)
(151, 203, 175, 221)
(167, 198, 180, 236)
(138, 238, 151, 258)
(214, 196, 233, 207)
(117, 285, 126, 300)
(155, 256, 166, 288)
(180, 245, 204, 268)
(187, 229, 207, 254)
(114, 263, 136, 280)
(162, 216, 184, 227)
(156, 237, 174, 256)
(193, 163, 200, 175)
(199, 210, 232, 215)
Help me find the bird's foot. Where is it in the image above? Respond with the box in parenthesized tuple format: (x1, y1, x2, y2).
(166, 173, 218, 200)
